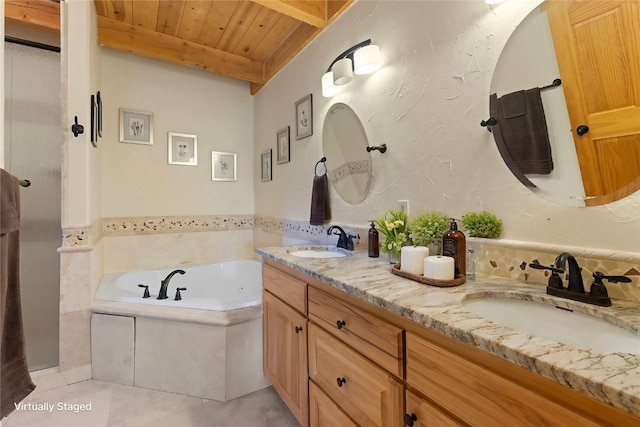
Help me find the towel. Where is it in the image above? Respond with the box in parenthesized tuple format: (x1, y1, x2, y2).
(310, 174, 331, 226)
(0, 168, 35, 419)
(495, 88, 554, 175)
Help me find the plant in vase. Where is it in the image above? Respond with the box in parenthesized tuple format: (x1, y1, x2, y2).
(409, 211, 449, 255)
(375, 210, 410, 264)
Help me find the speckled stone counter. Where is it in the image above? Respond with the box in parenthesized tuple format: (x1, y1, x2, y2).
(256, 246, 640, 417)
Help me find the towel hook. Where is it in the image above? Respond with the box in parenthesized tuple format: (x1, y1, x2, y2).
(315, 157, 327, 176)
(366, 143, 387, 154)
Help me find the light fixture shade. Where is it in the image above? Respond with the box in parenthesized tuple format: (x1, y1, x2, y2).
(354, 44, 381, 75)
(332, 58, 353, 86)
(322, 71, 339, 97)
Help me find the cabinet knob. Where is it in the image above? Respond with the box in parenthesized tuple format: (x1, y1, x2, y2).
(336, 377, 347, 387)
(404, 413, 417, 426)
(336, 320, 346, 329)
(295, 326, 303, 333)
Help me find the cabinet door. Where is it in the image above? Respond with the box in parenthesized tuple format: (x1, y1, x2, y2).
(405, 390, 465, 427)
(309, 380, 358, 427)
(308, 323, 404, 427)
(263, 291, 308, 426)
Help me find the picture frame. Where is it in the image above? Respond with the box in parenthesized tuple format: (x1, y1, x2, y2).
(276, 126, 290, 164)
(211, 151, 237, 182)
(168, 132, 198, 166)
(90, 95, 97, 147)
(97, 91, 102, 138)
(295, 94, 313, 140)
(260, 149, 272, 182)
(119, 108, 154, 145)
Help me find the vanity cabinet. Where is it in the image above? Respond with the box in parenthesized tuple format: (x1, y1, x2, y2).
(404, 390, 465, 427)
(262, 264, 308, 426)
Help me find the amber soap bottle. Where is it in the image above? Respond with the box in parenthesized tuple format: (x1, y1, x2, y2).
(368, 220, 379, 258)
(442, 218, 466, 276)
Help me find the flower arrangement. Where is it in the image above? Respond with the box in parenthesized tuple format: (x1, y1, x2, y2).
(461, 211, 502, 238)
(409, 211, 449, 247)
(375, 210, 410, 257)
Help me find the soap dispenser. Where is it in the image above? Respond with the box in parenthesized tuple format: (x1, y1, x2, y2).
(368, 220, 379, 258)
(442, 218, 466, 276)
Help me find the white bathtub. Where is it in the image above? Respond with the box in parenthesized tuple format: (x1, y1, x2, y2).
(95, 259, 262, 311)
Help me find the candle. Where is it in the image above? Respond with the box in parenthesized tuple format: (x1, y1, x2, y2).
(423, 256, 455, 280)
(400, 246, 429, 275)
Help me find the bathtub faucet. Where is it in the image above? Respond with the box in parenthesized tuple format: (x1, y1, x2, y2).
(157, 269, 185, 300)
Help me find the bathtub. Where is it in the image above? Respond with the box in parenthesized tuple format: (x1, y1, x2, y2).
(91, 259, 269, 401)
(95, 259, 263, 311)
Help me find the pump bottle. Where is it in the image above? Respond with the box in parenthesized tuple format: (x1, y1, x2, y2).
(368, 220, 379, 258)
(442, 218, 466, 276)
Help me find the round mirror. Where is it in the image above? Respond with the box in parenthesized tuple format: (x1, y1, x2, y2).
(490, 1, 640, 206)
(322, 103, 372, 204)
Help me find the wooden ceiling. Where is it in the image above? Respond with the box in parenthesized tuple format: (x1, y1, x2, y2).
(5, 1, 353, 95)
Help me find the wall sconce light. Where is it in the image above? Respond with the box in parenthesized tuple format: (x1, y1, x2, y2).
(321, 39, 382, 97)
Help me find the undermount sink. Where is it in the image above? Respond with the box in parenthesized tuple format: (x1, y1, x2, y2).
(288, 247, 349, 259)
(463, 297, 640, 355)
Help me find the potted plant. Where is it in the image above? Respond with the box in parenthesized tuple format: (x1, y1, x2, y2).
(461, 211, 502, 238)
(409, 211, 449, 255)
(375, 210, 410, 264)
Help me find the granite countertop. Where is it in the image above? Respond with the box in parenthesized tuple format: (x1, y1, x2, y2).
(256, 246, 640, 417)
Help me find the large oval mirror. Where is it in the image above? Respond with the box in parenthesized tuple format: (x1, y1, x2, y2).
(490, 1, 640, 206)
(322, 103, 372, 204)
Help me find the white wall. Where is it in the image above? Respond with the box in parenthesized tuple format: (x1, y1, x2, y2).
(253, 0, 640, 254)
(99, 50, 254, 217)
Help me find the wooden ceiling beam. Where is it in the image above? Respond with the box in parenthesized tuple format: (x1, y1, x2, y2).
(251, 0, 328, 28)
(5, 0, 61, 32)
(97, 15, 265, 84)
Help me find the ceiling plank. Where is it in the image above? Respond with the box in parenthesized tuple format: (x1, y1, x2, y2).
(232, 7, 281, 59)
(177, 0, 213, 42)
(97, 15, 265, 83)
(5, 0, 60, 31)
(326, 0, 351, 21)
(216, 1, 262, 52)
(250, 13, 299, 61)
(196, 0, 238, 48)
(156, 0, 185, 36)
(252, 0, 327, 28)
(263, 22, 320, 81)
(131, 1, 159, 31)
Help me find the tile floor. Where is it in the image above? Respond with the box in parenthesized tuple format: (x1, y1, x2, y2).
(2, 379, 299, 427)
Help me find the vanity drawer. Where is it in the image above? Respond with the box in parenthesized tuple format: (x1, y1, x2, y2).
(308, 287, 404, 377)
(263, 264, 307, 314)
(308, 323, 404, 427)
(406, 332, 602, 427)
(309, 380, 358, 427)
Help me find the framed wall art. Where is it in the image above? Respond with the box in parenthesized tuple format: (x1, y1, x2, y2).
(211, 151, 237, 181)
(295, 94, 313, 139)
(119, 108, 154, 145)
(168, 132, 198, 166)
(276, 126, 290, 164)
(260, 149, 272, 182)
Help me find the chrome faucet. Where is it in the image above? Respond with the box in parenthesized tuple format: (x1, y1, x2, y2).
(327, 225, 355, 251)
(157, 269, 185, 300)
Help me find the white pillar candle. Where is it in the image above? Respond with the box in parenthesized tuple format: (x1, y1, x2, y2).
(423, 256, 455, 280)
(400, 246, 429, 275)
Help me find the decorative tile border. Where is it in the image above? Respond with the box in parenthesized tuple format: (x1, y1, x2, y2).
(101, 215, 254, 235)
(327, 160, 370, 184)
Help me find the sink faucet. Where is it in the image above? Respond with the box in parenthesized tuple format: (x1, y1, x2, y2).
(327, 225, 354, 251)
(157, 269, 185, 300)
(553, 252, 584, 293)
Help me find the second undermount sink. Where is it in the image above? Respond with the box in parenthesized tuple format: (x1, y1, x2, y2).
(463, 297, 640, 355)
(287, 246, 349, 259)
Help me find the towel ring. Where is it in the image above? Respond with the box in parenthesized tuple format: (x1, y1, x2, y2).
(315, 157, 327, 176)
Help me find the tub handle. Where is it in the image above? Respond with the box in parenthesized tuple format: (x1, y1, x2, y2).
(174, 287, 187, 301)
(295, 326, 303, 334)
(138, 284, 150, 299)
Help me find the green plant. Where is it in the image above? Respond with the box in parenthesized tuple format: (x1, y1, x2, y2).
(409, 211, 449, 246)
(375, 210, 409, 254)
(461, 211, 503, 238)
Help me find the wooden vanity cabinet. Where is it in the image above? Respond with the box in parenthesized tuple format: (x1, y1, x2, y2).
(405, 390, 465, 427)
(262, 264, 308, 426)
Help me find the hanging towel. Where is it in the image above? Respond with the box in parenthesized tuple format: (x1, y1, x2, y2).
(310, 173, 331, 226)
(0, 168, 35, 419)
(495, 88, 554, 175)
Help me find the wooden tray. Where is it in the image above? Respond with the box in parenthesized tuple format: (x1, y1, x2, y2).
(391, 264, 466, 287)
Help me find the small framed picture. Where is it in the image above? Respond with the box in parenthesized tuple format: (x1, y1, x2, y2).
(168, 132, 197, 166)
(276, 126, 290, 164)
(97, 91, 102, 138)
(211, 151, 237, 182)
(90, 95, 97, 147)
(295, 94, 313, 140)
(119, 108, 153, 145)
(260, 149, 272, 182)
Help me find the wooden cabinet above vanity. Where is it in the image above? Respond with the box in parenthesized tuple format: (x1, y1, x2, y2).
(259, 254, 640, 427)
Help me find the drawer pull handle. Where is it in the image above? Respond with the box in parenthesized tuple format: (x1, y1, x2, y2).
(336, 320, 346, 329)
(295, 326, 303, 333)
(404, 413, 417, 426)
(336, 377, 347, 387)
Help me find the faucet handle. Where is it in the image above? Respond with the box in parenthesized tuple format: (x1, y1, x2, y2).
(174, 287, 187, 301)
(138, 284, 150, 298)
(528, 261, 564, 289)
(590, 271, 631, 297)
